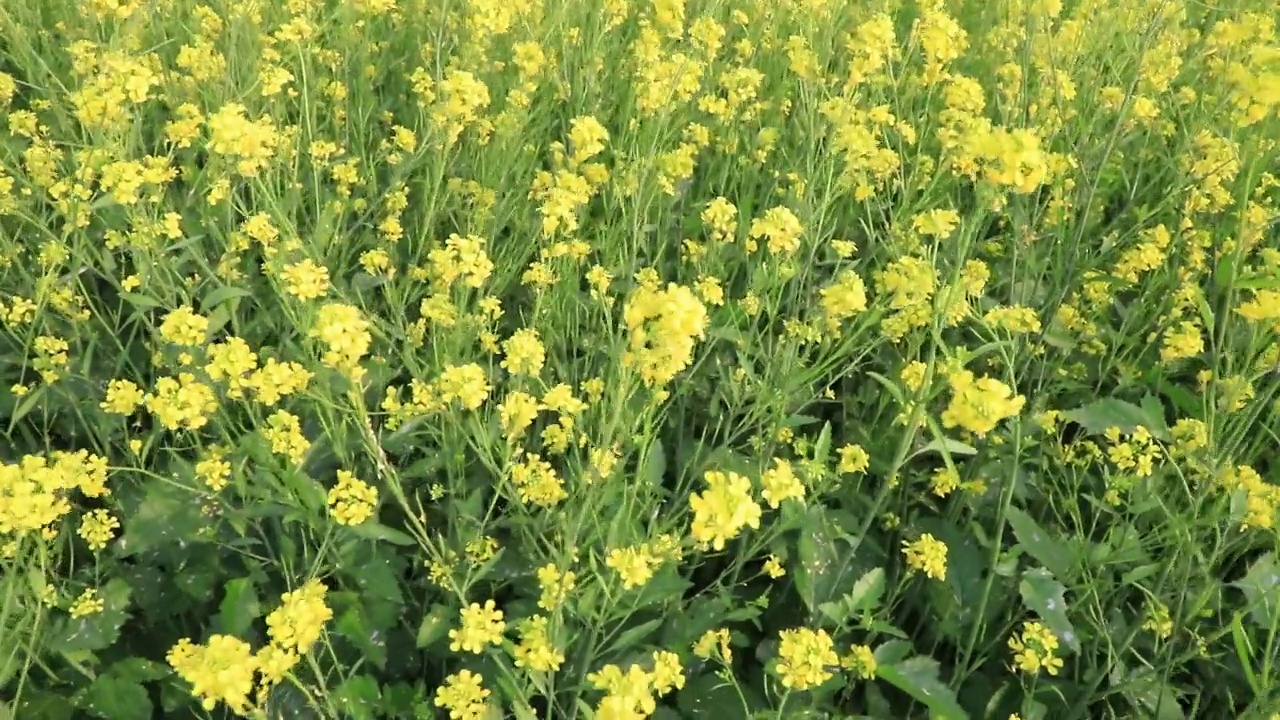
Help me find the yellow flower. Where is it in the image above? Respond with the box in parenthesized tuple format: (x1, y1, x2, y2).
(693, 628, 732, 662)
(1008, 621, 1064, 676)
(748, 205, 804, 255)
(167, 635, 258, 713)
(841, 643, 878, 679)
(100, 379, 144, 414)
(902, 533, 948, 580)
(689, 470, 762, 550)
(310, 303, 372, 380)
(650, 651, 685, 695)
(940, 370, 1025, 437)
(837, 444, 870, 474)
(158, 306, 209, 346)
(70, 587, 105, 618)
(144, 374, 217, 431)
(265, 580, 332, 654)
(513, 615, 564, 672)
(763, 554, 786, 578)
(435, 670, 491, 719)
(279, 259, 331, 300)
(501, 328, 546, 377)
(438, 363, 491, 410)
(536, 563, 577, 610)
(77, 509, 119, 551)
(327, 470, 377, 525)
(760, 458, 805, 508)
(776, 627, 839, 690)
(606, 544, 659, 590)
(911, 208, 960, 238)
(449, 600, 506, 654)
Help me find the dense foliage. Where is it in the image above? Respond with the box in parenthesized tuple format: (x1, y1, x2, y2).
(1, 0, 1279, 718)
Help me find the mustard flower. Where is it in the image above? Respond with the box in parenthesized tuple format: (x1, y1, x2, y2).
(327, 470, 377, 525)
(449, 600, 506, 654)
(690, 470, 762, 550)
(167, 635, 258, 713)
(776, 627, 840, 690)
(902, 533, 948, 580)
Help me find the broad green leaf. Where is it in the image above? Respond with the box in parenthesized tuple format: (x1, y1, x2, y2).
(1019, 568, 1080, 653)
(1062, 397, 1169, 440)
(795, 506, 862, 614)
(50, 579, 132, 654)
(119, 292, 161, 310)
(876, 656, 967, 720)
(348, 521, 418, 546)
(83, 675, 151, 720)
(873, 640, 913, 666)
(200, 285, 253, 312)
(819, 567, 885, 625)
(1005, 507, 1072, 579)
(610, 618, 665, 653)
(337, 605, 388, 670)
(416, 604, 451, 648)
(333, 675, 381, 720)
(215, 577, 261, 637)
(641, 439, 667, 487)
(1233, 552, 1280, 630)
(911, 437, 979, 461)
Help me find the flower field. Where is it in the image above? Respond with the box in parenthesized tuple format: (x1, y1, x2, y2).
(1, 0, 1280, 718)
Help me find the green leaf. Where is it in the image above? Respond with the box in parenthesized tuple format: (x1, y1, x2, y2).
(1019, 568, 1080, 653)
(610, 618, 664, 653)
(333, 675, 381, 720)
(200, 285, 254, 312)
(795, 506, 862, 614)
(1233, 552, 1280, 630)
(416, 604, 451, 648)
(911, 437, 978, 461)
(83, 674, 151, 720)
(1005, 507, 1072, 579)
(818, 567, 885, 625)
(1062, 397, 1169, 440)
(337, 605, 388, 671)
(876, 656, 967, 720)
(348, 522, 417, 546)
(215, 577, 261, 637)
(51, 579, 132, 654)
(119, 292, 162, 310)
(641, 439, 667, 487)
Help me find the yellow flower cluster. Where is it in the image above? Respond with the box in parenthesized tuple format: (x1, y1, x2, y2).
(435, 669, 491, 719)
(902, 533, 948, 580)
(536, 563, 577, 610)
(940, 370, 1026, 437)
(760, 458, 805, 509)
(327, 470, 377, 525)
(819, 270, 869, 333)
(168, 635, 259, 714)
(1, 451, 110, 538)
(513, 615, 565, 672)
(1008, 621, 1064, 676)
(309, 303, 372, 381)
(167, 581, 332, 713)
(449, 600, 506, 654)
(622, 282, 708, 387)
(690, 470, 762, 551)
(144, 373, 218, 431)
(776, 627, 839, 690)
(509, 453, 567, 508)
(588, 652, 685, 718)
(1218, 465, 1280, 531)
(77, 508, 120, 551)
